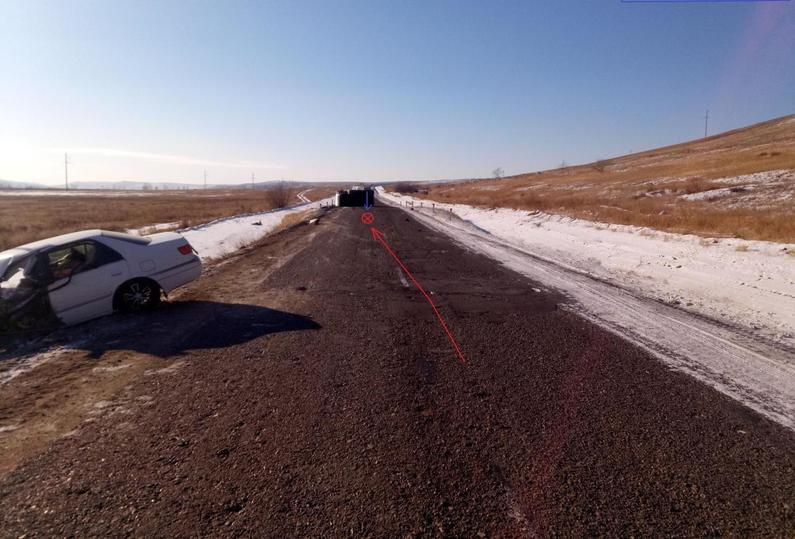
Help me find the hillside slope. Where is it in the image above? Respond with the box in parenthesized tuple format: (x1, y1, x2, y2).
(412, 114, 795, 242)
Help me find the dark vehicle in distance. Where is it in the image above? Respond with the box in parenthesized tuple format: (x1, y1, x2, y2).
(335, 187, 375, 208)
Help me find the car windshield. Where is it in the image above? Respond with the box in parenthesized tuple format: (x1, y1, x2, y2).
(0, 257, 11, 284)
(0, 254, 37, 290)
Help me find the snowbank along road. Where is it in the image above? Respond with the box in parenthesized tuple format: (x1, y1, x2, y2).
(179, 197, 332, 260)
(380, 191, 795, 430)
(0, 205, 793, 536)
(379, 191, 795, 347)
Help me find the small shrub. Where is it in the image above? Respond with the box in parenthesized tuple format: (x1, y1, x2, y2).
(265, 182, 291, 208)
(394, 182, 420, 194)
(593, 159, 611, 172)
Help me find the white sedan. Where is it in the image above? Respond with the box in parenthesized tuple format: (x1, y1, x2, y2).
(0, 229, 201, 328)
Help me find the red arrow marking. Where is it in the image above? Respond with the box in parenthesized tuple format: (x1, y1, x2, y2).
(370, 226, 467, 364)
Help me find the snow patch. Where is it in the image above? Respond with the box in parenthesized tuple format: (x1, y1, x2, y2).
(144, 360, 186, 376)
(0, 341, 88, 386)
(179, 198, 332, 260)
(681, 187, 736, 201)
(713, 169, 793, 186)
(126, 222, 181, 235)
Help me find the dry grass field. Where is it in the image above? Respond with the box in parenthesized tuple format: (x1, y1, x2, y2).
(0, 186, 337, 252)
(403, 114, 795, 243)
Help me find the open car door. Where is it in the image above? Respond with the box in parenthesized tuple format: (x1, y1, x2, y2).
(45, 241, 130, 325)
(0, 253, 57, 333)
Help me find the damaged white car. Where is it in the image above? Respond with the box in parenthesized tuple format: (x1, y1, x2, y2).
(0, 229, 201, 331)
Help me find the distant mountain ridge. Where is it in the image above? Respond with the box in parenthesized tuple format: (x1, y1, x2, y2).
(0, 179, 48, 189)
(68, 181, 205, 190)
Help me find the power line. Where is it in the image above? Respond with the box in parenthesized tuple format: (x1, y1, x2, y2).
(64, 153, 70, 190)
(704, 109, 709, 139)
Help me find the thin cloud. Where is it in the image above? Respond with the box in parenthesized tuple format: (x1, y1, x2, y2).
(54, 147, 286, 170)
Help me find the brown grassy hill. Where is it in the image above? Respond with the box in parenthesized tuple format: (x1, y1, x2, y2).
(0, 186, 338, 252)
(407, 114, 795, 242)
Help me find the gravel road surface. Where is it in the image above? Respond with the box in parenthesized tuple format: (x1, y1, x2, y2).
(0, 206, 793, 537)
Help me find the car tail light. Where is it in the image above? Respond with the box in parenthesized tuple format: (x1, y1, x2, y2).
(177, 244, 193, 255)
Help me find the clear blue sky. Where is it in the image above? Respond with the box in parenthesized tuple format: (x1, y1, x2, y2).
(1, 0, 793, 185)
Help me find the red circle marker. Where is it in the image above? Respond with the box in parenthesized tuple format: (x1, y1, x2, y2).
(361, 212, 375, 224)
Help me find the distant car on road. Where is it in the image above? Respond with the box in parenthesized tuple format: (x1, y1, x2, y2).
(0, 230, 201, 330)
(334, 187, 375, 207)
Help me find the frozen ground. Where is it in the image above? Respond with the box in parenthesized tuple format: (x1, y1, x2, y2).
(379, 189, 795, 429)
(178, 198, 331, 260)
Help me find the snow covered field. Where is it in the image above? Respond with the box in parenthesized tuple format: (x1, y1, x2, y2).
(178, 198, 331, 260)
(380, 189, 795, 429)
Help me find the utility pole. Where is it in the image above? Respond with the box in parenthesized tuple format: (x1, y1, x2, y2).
(251, 173, 255, 189)
(704, 109, 709, 139)
(204, 169, 207, 189)
(64, 153, 70, 190)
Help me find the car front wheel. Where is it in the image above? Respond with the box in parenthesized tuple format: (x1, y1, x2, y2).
(116, 279, 161, 313)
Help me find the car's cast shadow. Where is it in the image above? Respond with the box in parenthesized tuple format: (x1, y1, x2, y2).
(1, 300, 321, 360)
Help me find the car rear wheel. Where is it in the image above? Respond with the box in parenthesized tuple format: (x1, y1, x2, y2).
(116, 279, 161, 313)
